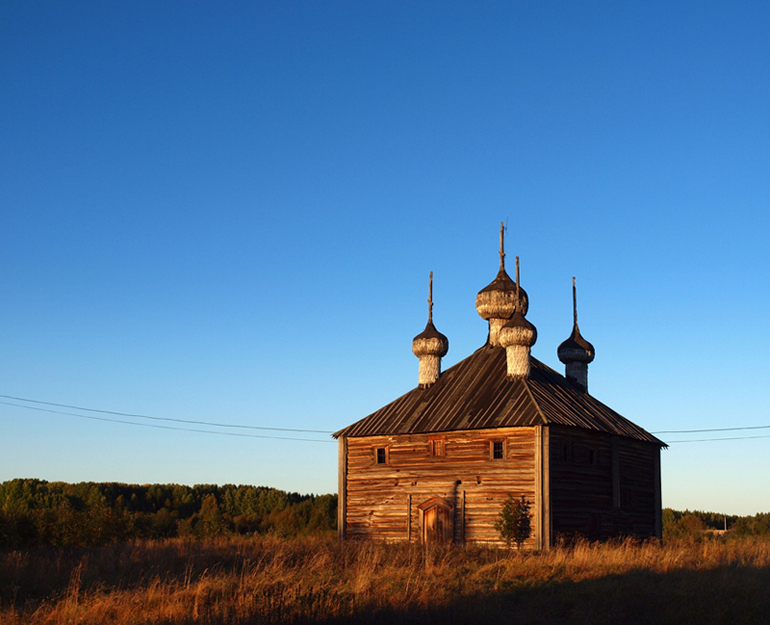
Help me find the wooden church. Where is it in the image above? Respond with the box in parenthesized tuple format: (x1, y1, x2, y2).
(333, 226, 665, 549)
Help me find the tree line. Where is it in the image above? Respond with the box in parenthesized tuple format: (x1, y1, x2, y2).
(663, 508, 770, 538)
(0, 479, 336, 548)
(3, 479, 767, 549)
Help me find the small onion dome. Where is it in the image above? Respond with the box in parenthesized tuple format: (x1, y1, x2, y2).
(499, 308, 537, 379)
(557, 325, 595, 365)
(498, 308, 537, 350)
(412, 320, 449, 359)
(475, 267, 529, 320)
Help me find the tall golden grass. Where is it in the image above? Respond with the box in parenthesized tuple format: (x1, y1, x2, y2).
(2, 534, 770, 624)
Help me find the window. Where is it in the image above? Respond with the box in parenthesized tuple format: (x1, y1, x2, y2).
(492, 441, 504, 460)
(376, 447, 387, 465)
(429, 437, 445, 458)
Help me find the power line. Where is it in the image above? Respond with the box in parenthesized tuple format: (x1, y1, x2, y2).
(4, 394, 767, 445)
(0, 394, 334, 434)
(665, 434, 770, 444)
(0, 401, 335, 443)
(653, 424, 770, 434)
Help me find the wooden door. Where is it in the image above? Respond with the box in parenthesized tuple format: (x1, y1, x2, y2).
(423, 504, 452, 544)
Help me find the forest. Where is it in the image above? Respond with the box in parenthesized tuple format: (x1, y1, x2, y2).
(0, 479, 336, 548)
(662, 507, 770, 538)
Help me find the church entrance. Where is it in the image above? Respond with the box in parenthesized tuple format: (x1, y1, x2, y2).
(418, 497, 453, 544)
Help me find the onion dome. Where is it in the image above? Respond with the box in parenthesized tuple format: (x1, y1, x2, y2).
(557, 278, 594, 391)
(412, 272, 448, 388)
(475, 267, 529, 320)
(498, 307, 537, 350)
(498, 257, 537, 379)
(412, 318, 449, 359)
(557, 326, 595, 365)
(476, 222, 528, 346)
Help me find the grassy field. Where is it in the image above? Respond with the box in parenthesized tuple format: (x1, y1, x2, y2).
(2, 534, 770, 624)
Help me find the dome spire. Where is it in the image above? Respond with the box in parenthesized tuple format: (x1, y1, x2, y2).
(558, 277, 595, 391)
(572, 276, 578, 328)
(412, 271, 449, 388)
(498, 256, 537, 378)
(428, 270, 434, 322)
(499, 220, 506, 270)
(476, 222, 528, 346)
(516, 254, 520, 306)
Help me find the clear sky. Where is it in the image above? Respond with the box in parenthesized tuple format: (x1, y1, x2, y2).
(2, 2, 769, 516)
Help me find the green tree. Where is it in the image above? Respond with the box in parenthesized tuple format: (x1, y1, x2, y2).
(679, 513, 706, 534)
(195, 494, 226, 537)
(151, 508, 178, 538)
(495, 495, 532, 549)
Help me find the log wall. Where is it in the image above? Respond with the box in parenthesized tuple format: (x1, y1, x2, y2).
(341, 427, 538, 547)
(548, 426, 660, 541)
(617, 436, 660, 538)
(339, 425, 661, 547)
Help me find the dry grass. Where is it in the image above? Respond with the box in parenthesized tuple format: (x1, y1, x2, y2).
(2, 535, 770, 624)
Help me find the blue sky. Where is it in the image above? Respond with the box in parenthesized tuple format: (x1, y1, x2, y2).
(1, 1, 769, 515)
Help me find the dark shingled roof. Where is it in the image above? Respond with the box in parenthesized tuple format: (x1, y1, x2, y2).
(333, 344, 665, 446)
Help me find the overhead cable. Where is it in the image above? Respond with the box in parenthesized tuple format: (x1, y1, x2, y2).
(653, 424, 770, 434)
(0, 394, 334, 434)
(664, 434, 770, 444)
(0, 400, 335, 443)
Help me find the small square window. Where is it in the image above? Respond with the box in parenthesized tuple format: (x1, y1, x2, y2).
(376, 447, 387, 465)
(430, 438, 445, 458)
(492, 441, 504, 460)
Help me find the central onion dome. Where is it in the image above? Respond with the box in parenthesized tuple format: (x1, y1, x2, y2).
(476, 222, 528, 345)
(475, 267, 529, 319)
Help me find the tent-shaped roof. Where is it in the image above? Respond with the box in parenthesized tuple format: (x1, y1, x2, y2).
(334, 344, 665, 446)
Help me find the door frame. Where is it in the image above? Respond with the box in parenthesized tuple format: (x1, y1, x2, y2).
(417, 496, 454, 544)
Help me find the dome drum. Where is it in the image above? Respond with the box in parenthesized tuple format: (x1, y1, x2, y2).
(416, 354, 443, 388)
(498, 309, 537, 378)
(564, 361, 589, 391)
